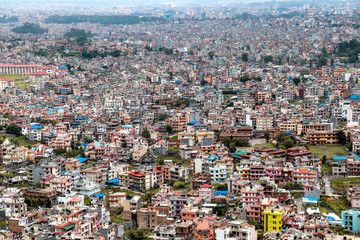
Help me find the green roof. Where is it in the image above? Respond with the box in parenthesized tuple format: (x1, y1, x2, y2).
(62, 224, 75, 231)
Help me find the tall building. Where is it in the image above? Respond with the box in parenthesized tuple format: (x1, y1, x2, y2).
(264, 209, 285, 232)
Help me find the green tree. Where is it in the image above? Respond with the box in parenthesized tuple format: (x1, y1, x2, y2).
(6, 123, 22, 136)
(265, 131, 270, 142)
(127, 229, 150, 240)
(213, 199, 229, 216)
(263, 55, 273, 63)
(240, 75, 250, 82)
(241, 53, 249, 62)
(336, 130, 347, 145)
(215, 184, 228, 191)
(142, 128, 150, 139)
(208, 51, 215, 60)
(293, 77, 301, 86)
(166, 125, 173, 134)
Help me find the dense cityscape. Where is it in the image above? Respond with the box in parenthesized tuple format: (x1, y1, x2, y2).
(0, 0, 360, 239)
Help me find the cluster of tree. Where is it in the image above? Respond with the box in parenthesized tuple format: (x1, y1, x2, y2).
(126, 229, 150, 240)
(25, 196, 51, 208)
(269, 11, 301, 19)
(141, 128, 151, 139)
(279, 182, 303, 190)
(336, 130, 347, 145)
(45, 15, 165, 25)
(336, 39, 360, 63)
(154, 113, 168, 122)
(212, 199, 229, 216)
(239, 74, 261, 83)
(64, 28, 92, 39)
(159, 47, 173, 55)
(53, 146, 85, 158)
(12, 22, 48, 34)
(81, 49, 121, 59)
(221, 137, 250, 153)
(144, 45, 153, 52)
(263, 55, 273, 63)
(233, 12, 259, 20)
(174, 98, 190, 107)
(275, 132, 296, 149)
(5, 123, 22, 136)
(0, 16, 19, 23)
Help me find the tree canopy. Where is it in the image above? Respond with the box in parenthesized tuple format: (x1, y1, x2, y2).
(12, 22, 48, 34)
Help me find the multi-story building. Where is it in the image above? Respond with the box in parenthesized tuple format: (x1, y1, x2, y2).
(342, 209, 360, 233)
(264, 208, 285, 232)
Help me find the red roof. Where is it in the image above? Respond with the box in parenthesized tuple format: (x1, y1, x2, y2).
(0, 78, 14, 82)
(200, 184, 211, 188)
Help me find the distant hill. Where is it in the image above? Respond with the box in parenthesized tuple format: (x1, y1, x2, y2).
(12, 22, 48, 34)
(45, 15, 166, 25)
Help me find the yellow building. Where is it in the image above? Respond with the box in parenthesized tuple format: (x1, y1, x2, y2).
(264, 209, 285, 232)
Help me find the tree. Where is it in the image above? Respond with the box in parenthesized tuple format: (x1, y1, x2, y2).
(263, 55, 273, 63)
(265, 131, 270, 142)
(215, 184, 228, 191)
(142, 128, 150, 139)
(293, 77, 301, 86)
(200, 79, 207, 86)
(229, 142, 236, 153)
(336, 130, 347, 145)
(166, 125, 173, 134)
(208, 51, 215, 60)
(6, 123, 22, 136)
(240, 75, 250, 82)
(76, 37, 87, 46)
(213, 199, 229, 216)
(275, 132, 296, 149)
(221, 137, 231, 148)
(241, 53, 249, 62)
(322, 155, 327, 164)
(127, 229, 150, 240)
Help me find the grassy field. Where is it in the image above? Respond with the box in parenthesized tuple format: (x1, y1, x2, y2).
(16, 82, 36, 89)
(0, 74, 34, 89)
(321, 195, 351, 215)
(332, 177, 360, 194)
(253, 142, 275, 148)
(1, 135, 37, 147)
(307, 145, 347, 159)
(321, 164, 332, 175)
(319, 207, 329, 213)
(0, 74, 28, 80)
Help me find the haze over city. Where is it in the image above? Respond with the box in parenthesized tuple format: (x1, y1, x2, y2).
(0, 0, 359, 239)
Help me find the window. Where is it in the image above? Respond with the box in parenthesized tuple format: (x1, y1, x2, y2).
(273, 221, 277, 224)
(273, 227, 277, 230)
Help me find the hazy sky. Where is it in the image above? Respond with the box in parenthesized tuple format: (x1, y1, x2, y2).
(1, 0, 274, 7)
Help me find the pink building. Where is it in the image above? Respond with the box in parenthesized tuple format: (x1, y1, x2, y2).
(199, 184, 215, 203)
(241, 185, 265, 204)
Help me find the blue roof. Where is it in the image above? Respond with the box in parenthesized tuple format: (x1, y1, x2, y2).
(107, 178, 119, 185)
(215, 191, 228, 196)
(30, 125, 42, 129)
(93, 194, 106, 197)
(302, 197, 318, 202)
(187, 121, 198, 125)
(333, 156, 347, 160)
(74, 157, 88, 163)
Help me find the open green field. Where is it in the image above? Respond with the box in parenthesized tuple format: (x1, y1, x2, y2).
(307, 145, 347, 159)
(0, 74, 28, 80)
(332, 177, 360, 194)
(253, 142, 275, 148)
(0, 135, 37, 147)
(321, 195, 351, 215)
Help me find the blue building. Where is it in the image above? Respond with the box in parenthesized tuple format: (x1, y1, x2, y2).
(342, 209, 360, 233)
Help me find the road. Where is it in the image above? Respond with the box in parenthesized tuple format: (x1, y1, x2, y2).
(323, 175, 342, 197)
